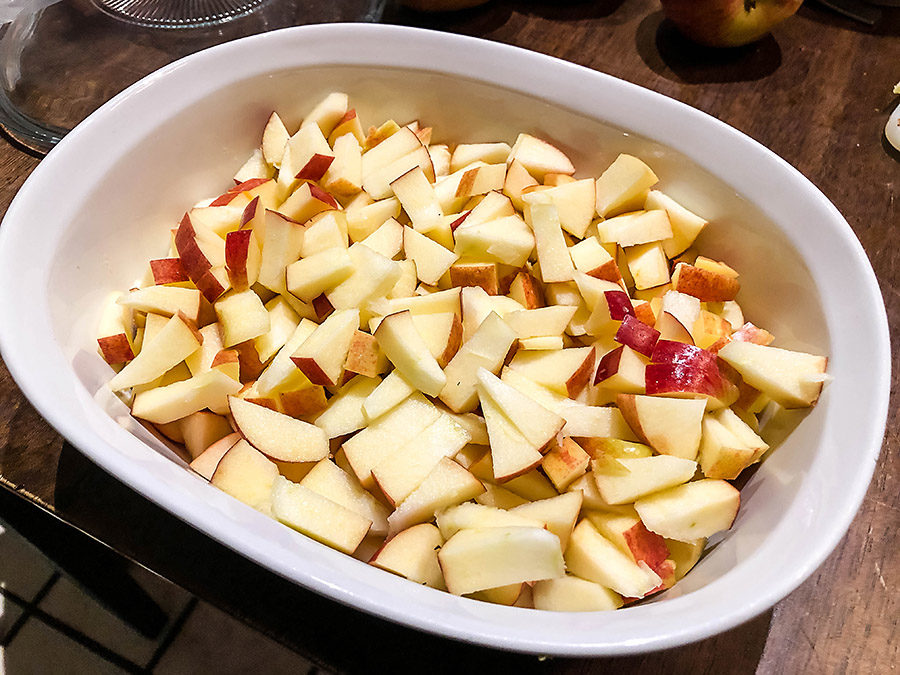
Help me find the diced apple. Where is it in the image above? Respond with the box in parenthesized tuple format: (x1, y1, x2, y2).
(213, 288, 270, 348)
(391, 166, 443, 231)
(404, 226, 459, 286)
(586, 508, 669, 572)
(541, 438, 591, 491)
(564, 519, 661, 598)
(345, 197, 401, 242)
(594, 345, 646, 394)
(439, 312, 517, 413)
(372, 413, 471, 506)
(507, 133, 575, 180)
(523, 195, 575, 283)
(360, 218, 404, 260)
(435, 503, 542, 540)
(438, 526, 565, 596)
(344, 393, 442, 487)
(118, 286, 202, 323)
(479, 390, 543, 482)
(453, 214, 535, 268)
(109, 312, 202, 391)
(285, 247, 354, 303)
(373, 310, 446, 397)
(476, 368, 564, 451)
(300, 458, 390, 537)
(180, 411, 234, 459)
(362, 370, 416, 421)
(229, 396, 328, 462)
(532, 575, 623, 612)
(624, 241, 670, 290)
(666, 537, 707, 580)
(717, 340, 828, 408)
(257, 210, 305, 294)
(261, 112, 290, 167)
(671, 263, 740, 302)
(315, 375, 381, 438)
(210, 439, 280, 514)
(644, 190, 708, 258)
(507, 270, 545, 309)
(301, 92, 349, 137)
(698, 407, 768, 479)
(450, 142, 511, 172)
(506, 346, 595, 398)
(616, 393, 706, 460)
(592, 454, 697, 505)
(189, 432, 241, 480)
(595, 154, 658, 218)
(326, 243, 401, 310)
(386, 457, 484, 535)
(634, 479, 740, 542)
(369, 523, 445, 589)
(598, 210, 673, 249)
(291, 308, 359, 386)
(510, 492, 582, 551)
(271, 476, 371, 554)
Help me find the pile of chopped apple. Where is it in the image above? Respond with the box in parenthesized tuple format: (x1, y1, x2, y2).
(97, 92, 829, 612)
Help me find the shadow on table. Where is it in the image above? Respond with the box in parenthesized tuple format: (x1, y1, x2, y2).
(635, 11, 782, 85)
(39, 443, 776, 674)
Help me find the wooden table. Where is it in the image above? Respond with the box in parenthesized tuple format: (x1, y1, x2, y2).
(0, 1, 897, 672)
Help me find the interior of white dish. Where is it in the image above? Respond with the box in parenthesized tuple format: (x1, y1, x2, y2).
(4, 29, 882, 655)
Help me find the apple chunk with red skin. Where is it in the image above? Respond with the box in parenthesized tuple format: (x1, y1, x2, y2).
(291, 308, 360, 386)
(615, 314, 660, 357)
(149, 258, 189, 285)
(224, 229, 261, 291)
(175, 213, 230, 303)
(646, 340, 738, 408)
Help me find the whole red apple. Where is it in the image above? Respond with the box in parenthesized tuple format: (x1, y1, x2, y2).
(660, 0, 804, 48)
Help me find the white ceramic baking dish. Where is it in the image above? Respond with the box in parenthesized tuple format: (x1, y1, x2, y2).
(0, 24, 889, 656)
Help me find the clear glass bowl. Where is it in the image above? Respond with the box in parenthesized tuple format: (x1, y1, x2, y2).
(0, 0, 386, 153)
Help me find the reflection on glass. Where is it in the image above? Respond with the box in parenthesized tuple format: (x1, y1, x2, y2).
(0, 0, 386, 153)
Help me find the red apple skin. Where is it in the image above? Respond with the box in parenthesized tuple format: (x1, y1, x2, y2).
(97, 334, 135, 364)
(594, 346, 625, 385)
(312, 294, 335, 320)
(175, 214, 228, 303)
(150, 258, 189, 285)
(295, 154, 335, 182)
(615, 314, 660, 358)
(605, 290, 635, 321)
(645, 361, 730, 399)
(225, 229, 256, 291)
(232, 340, 265, 381)
(240, 196, 262, 229)
(309, 184, 339, 209)
(449, 211, 470, 232)
(624, 522, 670, 572)
(660, 0, 803, 48)
(650, 340, 716, 368)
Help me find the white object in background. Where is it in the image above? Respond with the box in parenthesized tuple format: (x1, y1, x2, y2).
(886, 82, 900, 152)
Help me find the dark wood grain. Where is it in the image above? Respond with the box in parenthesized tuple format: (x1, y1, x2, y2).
(0, 2, 898, 672)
